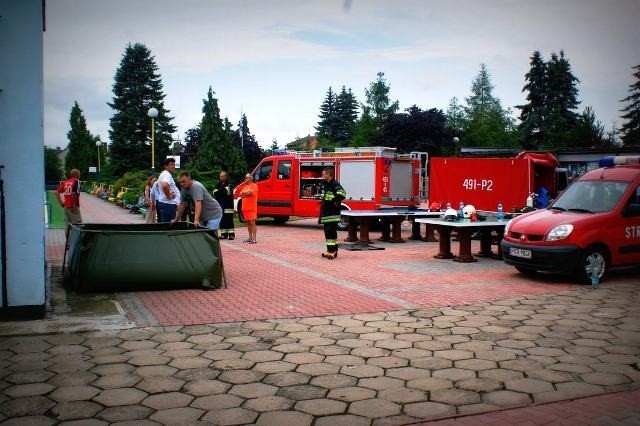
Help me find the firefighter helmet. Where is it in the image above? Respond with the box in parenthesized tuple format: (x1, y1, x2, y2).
(429, 201, 442, 211)
(462, 204, 477, 219)
(443, 208, 459, 222)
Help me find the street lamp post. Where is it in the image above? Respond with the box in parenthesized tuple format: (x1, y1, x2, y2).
(147, 107, 159, 175)
(95, 140, 102, 186)
(453, 136, 460, 157)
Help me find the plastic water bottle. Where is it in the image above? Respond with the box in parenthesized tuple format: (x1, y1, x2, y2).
(591, 266, 600, 289)
(458, 201, 464, 218)
(497, 202, 503, 221)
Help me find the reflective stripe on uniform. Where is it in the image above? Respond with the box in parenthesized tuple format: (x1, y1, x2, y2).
(223, 209, 234, 214)
(320, 215, 341, 223)
(326, 239, 338, 246)
(324, 193, 335, 201)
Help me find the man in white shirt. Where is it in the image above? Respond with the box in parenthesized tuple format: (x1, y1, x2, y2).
(156, 157, 181, 222)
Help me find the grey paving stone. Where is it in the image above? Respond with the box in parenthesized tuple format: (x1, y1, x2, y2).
(482, 390, 532, 407)
(367, 356, 408, 369)
(255, 410, 312, 426)
(0, 395, 55, 417)
(135, 377, 184, 394)
(263, 371, 310, 387)
(50, 401, 103, 421)
(252, 361, 296, 374)
(499, 359, 543, 372)
(349, 398, 401, 418)
(403, 401, 456, 420)
(202, 349, 242, 361)
(3, 383, 55, 398)
(5, 370, 55, 385)
(93, 374, 141, 389)
(505, 378, 555, 393)
(431, 368, 475, 381)
(242, 351, 283, 362)
(174, 368, 220, 382)
(410, 357, 453, 371)
(385, 367, 429, 381)
(149, 407, 205, 424)
(49, 386, 101, 402)
(271, 343, 309, 353)
(454, 359, 497, 371)
(479, 369, 524, 381)
(358, 377, 405, 391)
(134, 365, 178, 378)
(128, 355, 170, 366)
(212, 358, 255, 371)
(276, 384, 327, 400)
(547, 362, 594, 374)
(242, 396, 294, 412)
(327, 386, 376, 402)
(456, 377, 502, 392)
(97, 405, 154, 422)
(579, 372, 631, 385)
(191, 393, 244, 410)
(311, 373, 357, 389)
(217, 369, 265, 384)
(378, 387, 428, 404)
(325, 355, 366, 366)
(0, 415, 55, 426)
(430, 388, 481, 405)
(93, 388, 147, 406)
(315, 414, 371, 426)
(525, 369, 574, 383)
(90, 363, 134, 376)
(374, 340, 413, 350)
(296, 362, 340, 376)
(48, 372, 98, 387)
(341, 365, 385, 378)
(142, 391, 194, 409)
(311, 345, 350, 356)
(295, 398, 347, 416)
(229, 383, 278, 398)
(457, 402, 501, 415)
(183, 379, 230, 396)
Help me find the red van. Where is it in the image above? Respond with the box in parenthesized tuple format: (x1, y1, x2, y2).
(501, 156, 640, 283)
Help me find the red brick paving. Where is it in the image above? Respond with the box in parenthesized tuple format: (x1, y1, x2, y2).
(47, 192, 638, 327)
(414, 387, 640, 425)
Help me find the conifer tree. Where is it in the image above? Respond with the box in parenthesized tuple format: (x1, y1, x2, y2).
(620, 64, 640, 146)
(65, 101, 100, 176)
(315, 87, 339, 142)
(232, 114, 265, 170)
(193, 87, 246, 181)
(463, 64, 518, 147)
(335, 86, 359, 146)
(546, 50, 580, 148)
(517, 51, 548, 149)
(108, 43, 175, 176)
(182, 127, 201, 168)
(445, 97, 466, 132)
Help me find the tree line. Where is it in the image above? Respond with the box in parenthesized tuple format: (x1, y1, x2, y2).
(47, 43, 639, 185)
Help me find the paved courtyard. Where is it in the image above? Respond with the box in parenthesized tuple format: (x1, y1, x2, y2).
(0, 193, 638, 425)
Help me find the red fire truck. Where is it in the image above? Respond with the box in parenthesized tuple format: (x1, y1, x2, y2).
(233, 147, 427, 228)
(428, 152, 567, 212)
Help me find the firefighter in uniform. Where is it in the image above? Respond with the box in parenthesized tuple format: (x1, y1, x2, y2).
(213, 171, 235, 239)
(320, 168, 346, 259)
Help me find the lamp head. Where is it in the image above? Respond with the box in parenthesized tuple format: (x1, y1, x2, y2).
(147, 107, 159, 118)
(95, 141, 101, 147)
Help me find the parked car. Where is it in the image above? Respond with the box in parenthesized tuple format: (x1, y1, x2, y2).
(501, 156, 640, 283)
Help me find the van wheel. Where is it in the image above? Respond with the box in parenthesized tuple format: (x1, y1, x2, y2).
(575, 247, 607, 284)
(273, 216, 289, 224)
(237, 201, 245, 223)
(515, 266, 537, 276)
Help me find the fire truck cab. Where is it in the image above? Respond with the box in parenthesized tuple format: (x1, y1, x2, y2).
(234, 147, 427, 229)
(501, 156, 640, 283)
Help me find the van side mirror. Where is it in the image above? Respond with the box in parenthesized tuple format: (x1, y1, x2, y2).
(622, 204, 640, 218)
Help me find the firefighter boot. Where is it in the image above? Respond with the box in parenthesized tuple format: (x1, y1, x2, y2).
(322, 251, 337, 259)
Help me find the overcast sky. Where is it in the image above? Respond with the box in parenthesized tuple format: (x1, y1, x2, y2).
(44, 0, 640, 150)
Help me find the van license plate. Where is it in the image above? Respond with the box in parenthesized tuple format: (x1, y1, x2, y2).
(510, 247, 532, 259)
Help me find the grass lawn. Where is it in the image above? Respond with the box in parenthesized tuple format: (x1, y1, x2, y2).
(45, 191, 66, 229)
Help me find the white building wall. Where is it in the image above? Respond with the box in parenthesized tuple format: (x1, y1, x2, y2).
(0, 0, 46, 315)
